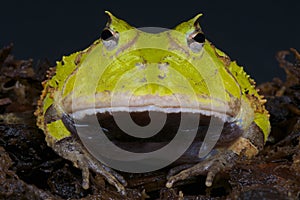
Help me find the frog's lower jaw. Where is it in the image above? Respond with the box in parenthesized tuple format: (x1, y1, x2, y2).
(63, 111, 244, 154)
(54, 110, 264, 193)
(49, 121, 263, 194)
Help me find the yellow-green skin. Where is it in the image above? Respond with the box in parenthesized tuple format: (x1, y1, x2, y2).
(36, 11, 270, 192)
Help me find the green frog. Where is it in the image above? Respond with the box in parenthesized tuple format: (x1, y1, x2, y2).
(35, 11, 270, 194)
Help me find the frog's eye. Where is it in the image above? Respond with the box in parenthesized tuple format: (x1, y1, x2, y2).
(101, 29, 114, 40)
(192, 32, 205, 43)
(101, 28, 119, 50)
(187, 31, 205, 53)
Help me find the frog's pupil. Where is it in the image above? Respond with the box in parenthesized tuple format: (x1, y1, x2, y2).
(193, 32, 205, 43)
(101, 29, 114, 41)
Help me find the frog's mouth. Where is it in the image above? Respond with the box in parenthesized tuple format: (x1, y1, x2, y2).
(60, 93, 242, 160)
(62, 106, 242, 163)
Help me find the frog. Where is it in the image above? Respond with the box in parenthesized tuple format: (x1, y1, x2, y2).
(35, 11, 270, 195)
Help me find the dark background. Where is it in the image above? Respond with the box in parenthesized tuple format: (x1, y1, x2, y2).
(1, 0, 300, 83)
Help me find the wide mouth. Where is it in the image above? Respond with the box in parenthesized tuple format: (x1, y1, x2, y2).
(62, 110, 242, 165)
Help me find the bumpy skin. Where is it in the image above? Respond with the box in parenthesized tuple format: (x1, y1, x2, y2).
(35, 11, 270, 194)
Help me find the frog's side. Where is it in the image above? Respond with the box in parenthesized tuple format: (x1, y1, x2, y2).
(35, 11, 270, 194)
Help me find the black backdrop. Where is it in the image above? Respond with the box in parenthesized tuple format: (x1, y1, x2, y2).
(1, 0, 300, 83)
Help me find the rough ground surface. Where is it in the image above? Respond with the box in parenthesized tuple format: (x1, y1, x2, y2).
(0, 44, 300, 199)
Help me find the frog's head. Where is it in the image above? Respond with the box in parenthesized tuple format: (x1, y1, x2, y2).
(54, 11, 244, 122)
(35, 11, 267, 164)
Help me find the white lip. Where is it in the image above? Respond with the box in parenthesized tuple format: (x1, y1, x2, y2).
(71, 105, 232, 122)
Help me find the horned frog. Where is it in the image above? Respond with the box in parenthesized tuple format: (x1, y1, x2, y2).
(35, 11, 270, 194)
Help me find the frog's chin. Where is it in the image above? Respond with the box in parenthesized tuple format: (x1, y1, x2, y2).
(70, 106, 232, 123)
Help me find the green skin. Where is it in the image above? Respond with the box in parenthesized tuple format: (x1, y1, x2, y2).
(36, 11, 270, 194)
